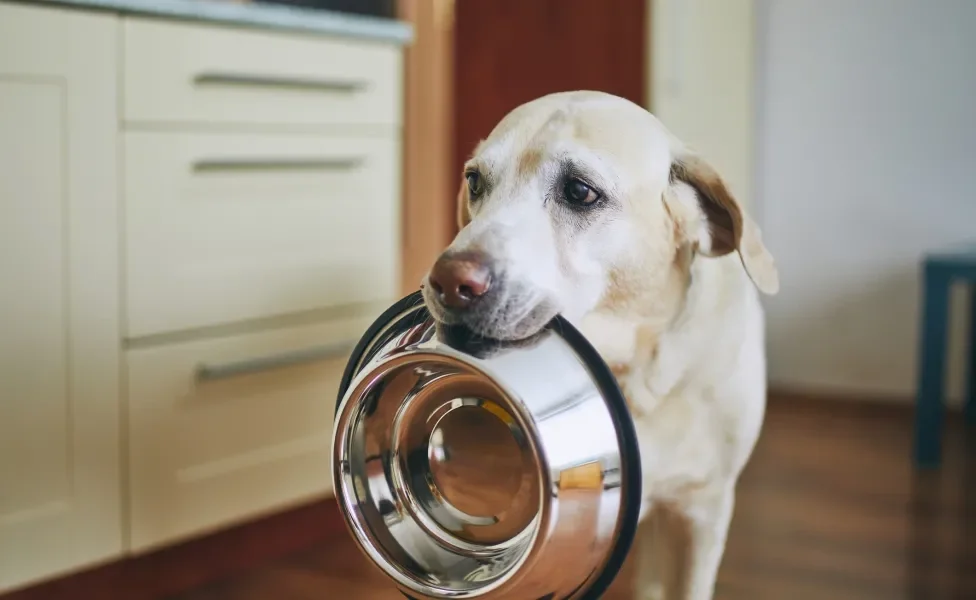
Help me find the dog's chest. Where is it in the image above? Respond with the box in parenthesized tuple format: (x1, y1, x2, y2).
(581, 305, 763, 503)
(629, 387, 731, 501)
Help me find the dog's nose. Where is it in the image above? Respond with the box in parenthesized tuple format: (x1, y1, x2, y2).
(428, 251, 493, 309)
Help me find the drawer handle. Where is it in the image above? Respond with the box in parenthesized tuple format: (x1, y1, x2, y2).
(194, 72, 369, 93)
(192, 157, 363, 173)
(195, 341, 356, 382)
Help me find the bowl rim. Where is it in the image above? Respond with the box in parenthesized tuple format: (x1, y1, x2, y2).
(333, 291, 642, 600)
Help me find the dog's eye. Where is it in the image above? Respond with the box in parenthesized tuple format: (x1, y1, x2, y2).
(465, 171, 484, 197)
(564, 178, 600, 206)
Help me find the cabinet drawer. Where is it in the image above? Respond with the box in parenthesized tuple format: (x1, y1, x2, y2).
(126, 316, 371, 551)
(122, 18, 402, 127)
(124, 131, 400, 338)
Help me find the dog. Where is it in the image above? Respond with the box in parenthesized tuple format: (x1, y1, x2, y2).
(421, 90, 779, 600)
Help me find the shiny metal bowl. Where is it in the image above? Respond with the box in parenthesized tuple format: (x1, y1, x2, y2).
(331, 291, 641, 599)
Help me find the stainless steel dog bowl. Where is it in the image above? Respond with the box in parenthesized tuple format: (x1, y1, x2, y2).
(331, 292, 641, 599)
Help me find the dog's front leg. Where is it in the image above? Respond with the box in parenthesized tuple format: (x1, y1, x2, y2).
(633, 505, 681, 600)
(681, 487, 735, 600)
(633, 488, 735, 600)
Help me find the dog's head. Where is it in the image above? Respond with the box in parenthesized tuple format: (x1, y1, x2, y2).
(422, 91, 778, 341)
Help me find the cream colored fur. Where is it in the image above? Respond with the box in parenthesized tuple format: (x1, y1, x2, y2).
(422, 91, 778, 600)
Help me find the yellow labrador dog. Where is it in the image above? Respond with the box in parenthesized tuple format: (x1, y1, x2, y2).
(421, 91, 778, 600)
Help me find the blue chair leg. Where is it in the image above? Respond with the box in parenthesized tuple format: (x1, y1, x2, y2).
(914, 264, 950, 467)
(966, 283, 976, 425)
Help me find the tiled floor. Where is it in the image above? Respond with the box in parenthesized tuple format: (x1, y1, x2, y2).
(170, 396, 976, 599)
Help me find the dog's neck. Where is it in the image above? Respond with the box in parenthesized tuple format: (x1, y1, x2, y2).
(579, 240, 696, 362)
(578, 250, 754, 415)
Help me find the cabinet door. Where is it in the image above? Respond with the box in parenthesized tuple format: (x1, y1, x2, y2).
(0, 3, 121, 592)
(126, 317, 373, 552)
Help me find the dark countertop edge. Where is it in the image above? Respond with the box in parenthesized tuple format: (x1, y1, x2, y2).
(16, 0, 414, 44)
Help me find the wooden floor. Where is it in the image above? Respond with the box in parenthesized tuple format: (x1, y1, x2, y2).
(164, 396, 976, 600)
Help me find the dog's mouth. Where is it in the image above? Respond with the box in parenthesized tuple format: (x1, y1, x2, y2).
(420, 283, 558, 344)
(432, 321, 549, 358)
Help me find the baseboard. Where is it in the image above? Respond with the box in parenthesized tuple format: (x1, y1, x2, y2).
(1, 498, 346, 600)
(769, 386, 913, 408)
(768, 386, 968, 419)
(769, 379, 967, 410)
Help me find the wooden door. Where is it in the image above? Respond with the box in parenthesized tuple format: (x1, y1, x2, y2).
(0, 3, 122, 592)
(453, 0, 647, 233)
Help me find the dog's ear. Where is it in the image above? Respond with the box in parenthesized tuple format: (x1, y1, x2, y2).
(456, 176, 471, 230)
(670, 152, 779, 295)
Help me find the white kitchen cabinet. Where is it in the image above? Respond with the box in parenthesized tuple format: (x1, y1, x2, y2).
(117, 15, 402, 554)
(0, 3, 122, 592)
(0, 0, 405, 593)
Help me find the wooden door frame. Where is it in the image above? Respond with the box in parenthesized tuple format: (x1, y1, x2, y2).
(396, 0, 456, 295)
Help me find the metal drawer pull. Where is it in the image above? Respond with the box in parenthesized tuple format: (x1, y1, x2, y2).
(194, 72, 369, 93)
(196, 341, 356, 382)
(192, 157, 363, 173)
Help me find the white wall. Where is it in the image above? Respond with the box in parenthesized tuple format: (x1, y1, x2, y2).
(648, 0, 756, 208)
(756, 0, 976, 402)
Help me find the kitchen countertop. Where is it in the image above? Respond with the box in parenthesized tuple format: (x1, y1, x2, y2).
(19, 0, 414, 43)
